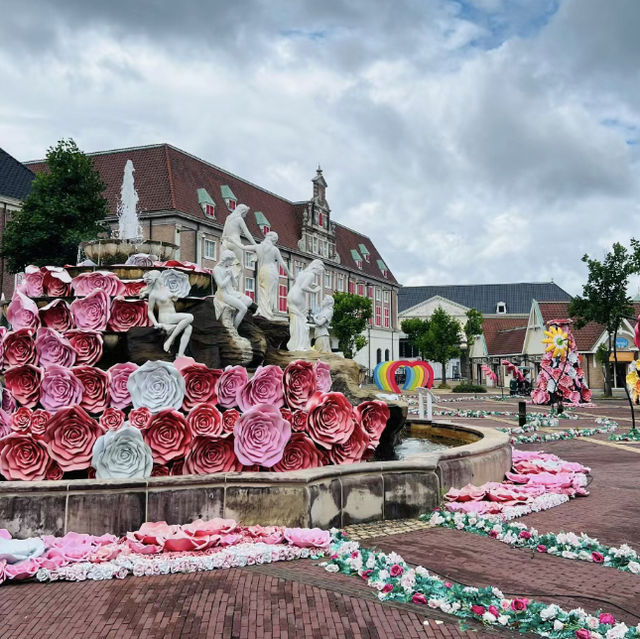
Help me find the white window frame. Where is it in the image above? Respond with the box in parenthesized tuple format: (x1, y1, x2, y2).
(245, 252, 256, 268)
(337, 274, 345, 292)
(375, 288, 381, 301)
(384, 290, 390, 304)
(203, 239, 217, 260)
(324, 272, 332, 289)
(245, 276, 255, 296)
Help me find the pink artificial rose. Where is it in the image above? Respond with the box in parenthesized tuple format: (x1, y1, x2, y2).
(599, 614, 615, 625)
(45, 460, 64, 480)
(143, 409, 193, 464)
(187, 403, 224, 437)
(70, 288, 110, 331)
(3, 329, 37, 367)
(108, 297, 151, 332)
(177, 362, 222, 410)
(108, 362, 138, 409)
(215, 365, 249, 408)
(183, 436, 243, 474)
(29, 410, 51, 438)
(576, 630, 591, 639)
(40, 365, 84, 412)
(0, 433, 50, 480)
(20, 266, 45, 297)
(7, 290, 40, 332)
(124, 279, 146, 296)
(531, 389, 550, 405)
(291, 409, 309, 433)
(65, 330, 103, 366)
(73, 365, 110, 414)
(314, 361, 332, 392)
(35, 327, 77, 368)
(581, 387, 592, 402)
(272, 433, 328, 471)
(42, 268, 71, 297)
(238, 365, 285, 412)
(510, 598, 528, 612)
(592, 551, 604, 563)
(280, 407, 293, 424)
(382, 583, 394, 593)
(99, 407, 125, 431)
(71, 271, 126, 297)
(221, 408, 240, 434)
(519, 530, 532, 539)
(233, 403, 291, 467)
(39, 299, 73, 333)
(4, 364, 42, 408)
(329, 422, 370, 465)
(283, 360, 317, 410)
(355, 400, 390, 450)
(129, 406, 152, 430)
(283, 528, 331, 549)
(10, 407, 32, 432)
(488, 605, 499, 617)
(4, 557, 41, 581)
(306, 392, 355, 449)
(471, 605, 486, 616)
(536, 544, 547, 553)
(568, 391, 581, 404)
(44, 406, 105, 471)
(412, 593, 427, 605)
(389, 564, 404, 577)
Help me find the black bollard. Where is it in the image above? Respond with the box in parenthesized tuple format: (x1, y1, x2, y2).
(518, 401, 526, 427)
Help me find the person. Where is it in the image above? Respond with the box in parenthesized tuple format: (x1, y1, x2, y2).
(311, 295, 334, 352)
(220, 204, 257, 285)
(254, 231, 290, 320)
(141, 270, 194, 358)
(287, 259, 324, 351)
(213, 250, 253, 329)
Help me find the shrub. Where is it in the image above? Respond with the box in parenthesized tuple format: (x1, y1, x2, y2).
(452, 383, 486, 393)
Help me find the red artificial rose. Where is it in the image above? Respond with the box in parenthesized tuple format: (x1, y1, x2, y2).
(143, 409, 193, 464)
(65, 330, 104, 366)
(107, 297, 151, 332)
(306, 392, 355, 449)
(129, 406, 152, 430)
(272, 433, 327, 472)
(44, 405, 106, 471)
(124, 279, 146, 297)
(0, 433, 51, 480)
(280, 408, 293, 424)
(42, 269, 71, 297)
(187, 403, 224, 437)
(3, 329, 37, 367)
(4, 364, 42, 408)
(178, 363, 222, 411)
(170, 459, 184, 475)
(29, 409, 51, 438)
(183, 436, 243, 474)
(291, 410, 309, 433)
(283, 360, 317, 410)
(221, 408, 240, 434)
(329, 422, 370, 465)
(11, 407, 32, 433)
(39, 299, 73, 333)
(151, 464, 170, 477)
(355, 400, 390, 450)
(99, 407, 125, 431)
(471, 605, 486, 616)
(73, 366, 110, 414)
(45, 460, 64, 480)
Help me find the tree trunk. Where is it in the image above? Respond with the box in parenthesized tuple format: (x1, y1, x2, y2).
(603, 336, 613, 397)
(441, 360, 447, 386)
(613, 328, 636, 431)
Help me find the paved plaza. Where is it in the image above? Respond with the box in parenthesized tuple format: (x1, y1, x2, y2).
(2, 396, 639, 639)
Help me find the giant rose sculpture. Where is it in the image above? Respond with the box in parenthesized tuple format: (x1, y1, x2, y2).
(128, 360, 186, 413)
(233, 404, 291, 467)
(92, 424, 153, 479)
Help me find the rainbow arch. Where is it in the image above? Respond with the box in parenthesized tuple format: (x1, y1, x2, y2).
(373, 360, 435, 392)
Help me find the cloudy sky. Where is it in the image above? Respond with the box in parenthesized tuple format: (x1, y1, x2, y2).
(2, 0, 640, 294)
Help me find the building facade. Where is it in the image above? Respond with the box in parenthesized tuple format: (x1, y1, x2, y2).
(27, 144, 400, 371)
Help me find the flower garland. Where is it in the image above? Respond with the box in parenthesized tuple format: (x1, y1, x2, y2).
(423, 511, 640, 575)
(323, 533, 640, 639)
(609, 429, 640, 442)
(504, 418, 618, 445)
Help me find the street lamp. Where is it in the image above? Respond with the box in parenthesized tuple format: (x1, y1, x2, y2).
(459, 336, 468, 381)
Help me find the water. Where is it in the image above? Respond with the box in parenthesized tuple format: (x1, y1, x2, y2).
(394, 437, 452, 458)
(117, 160, 143, 240)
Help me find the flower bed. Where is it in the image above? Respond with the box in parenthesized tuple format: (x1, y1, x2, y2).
(501, 418, 617, 445)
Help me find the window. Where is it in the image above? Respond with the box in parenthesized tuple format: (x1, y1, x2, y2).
(348, 280, 355, 294)
(385, 349, 390, 361)
(245, 252, 256, 268)
(203, 239, 217, 260)
(384, 307, 390, 328)
(384, 290, 390, 304)
(261, 225, 270, 235)
(204, 203, 215, 219)
(245, 276, 255, 301)
(356, 259, 363, 270)
(337, 275, 345, 292)
(279, 263, 288, 277)
(367, 285, 374, 299)
(357, 283, 364, 296)
(317, 212, 323, 227)
(197, 188, 216, 219)
(375, 305, 382, 326)
(496, 301, 507, 314)
(376, 348, 382, 365)
(399, 338, 419, 358)
(375, 288, 381, 301)
(279, 283, 288, 312)
(293, 261, 304, 276)
(324, 272, 332, 289)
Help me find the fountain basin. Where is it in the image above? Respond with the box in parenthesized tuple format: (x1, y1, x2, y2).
(81, 239, 179, 266)
(0, 422, 510, 537)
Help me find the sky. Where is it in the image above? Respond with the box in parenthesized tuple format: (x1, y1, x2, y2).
(2, 0, 640, 295)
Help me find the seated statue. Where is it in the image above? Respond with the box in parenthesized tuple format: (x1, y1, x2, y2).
(141, 270, 194, 358)
(213, 250, 253, 329)
(312, 295, 334, 353)
(287, 259, 324, 352)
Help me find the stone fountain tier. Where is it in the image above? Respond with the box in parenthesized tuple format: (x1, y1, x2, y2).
(80, 239, 179, 266)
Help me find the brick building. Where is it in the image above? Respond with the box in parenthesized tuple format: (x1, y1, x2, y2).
(27, 144, 400, 370)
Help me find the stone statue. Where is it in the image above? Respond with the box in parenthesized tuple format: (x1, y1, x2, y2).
(213, 250, 253, 329)
(287, 259, 324, 352)
(254, 231, 290, 321)
(312, 295, 334, 353)
(221, 203, 257, 286)
(142, 270, 194, 358)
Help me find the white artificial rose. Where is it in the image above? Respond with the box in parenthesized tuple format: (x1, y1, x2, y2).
(606, 624, 629, 639)
(498, 615, 509, 626)
(92, 424, 153, 479)
(627, 561, 640, 574)
(127, 360, 186, 413)
(160, 268, 191, 298)
(483, 612, 497, 623)
(553, 621, 564, 631)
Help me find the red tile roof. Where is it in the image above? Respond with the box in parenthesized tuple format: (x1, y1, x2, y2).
(482, 317, 528, 355)
(537, 302, 604, 352)
(27, 144, 397, 285)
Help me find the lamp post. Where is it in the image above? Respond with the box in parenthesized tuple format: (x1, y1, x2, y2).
(459, 336, 468, 381)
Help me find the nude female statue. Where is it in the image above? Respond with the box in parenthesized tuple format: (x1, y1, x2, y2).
(221, 203, 257, 283)
(141, 270, 194, 358)
(287, 259, 324, 352)
(213, 250, 253, 329)
(254, 231, 290, 320)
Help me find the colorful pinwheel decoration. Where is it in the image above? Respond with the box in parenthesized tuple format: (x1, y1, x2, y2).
(542, 325, 569, 359)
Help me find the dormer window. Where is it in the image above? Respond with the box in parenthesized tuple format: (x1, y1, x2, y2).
(254, 211, 271, 235)
(496, 301, 507, 314)
(359, 244, 370, 263)
(351, 249, 363, 269)
(377, 259, 389, 278)
(220, 185, 237, 211)
(197, 188, 216, 220)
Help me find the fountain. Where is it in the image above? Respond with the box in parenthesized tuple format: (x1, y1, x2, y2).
(81, 159, 178, 265)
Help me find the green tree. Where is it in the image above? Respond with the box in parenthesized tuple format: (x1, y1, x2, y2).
(569, 241, 640, 419)
(1, 139, 108, 272)
(401, 306, 463, 386)
(463, 308, 484, 380)
(331, 292, 372, 359)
